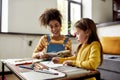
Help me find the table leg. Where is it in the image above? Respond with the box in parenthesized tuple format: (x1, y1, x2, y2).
(95, 71, 101, 80)
(2, 62, 5, 80)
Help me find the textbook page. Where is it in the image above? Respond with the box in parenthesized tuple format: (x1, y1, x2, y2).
(20, 68, 66, 80)
(52, 65, 90, 78)
(40, 61, 90, 76)
(40, 61, 63, 68)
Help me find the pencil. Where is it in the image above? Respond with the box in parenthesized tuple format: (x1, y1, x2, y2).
(19, 65, 33, 70)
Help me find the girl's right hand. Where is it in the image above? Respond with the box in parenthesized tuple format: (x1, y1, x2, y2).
(52, 57, 60, 63)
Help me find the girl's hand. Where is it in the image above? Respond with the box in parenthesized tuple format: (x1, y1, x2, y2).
(52, 57, 60, 63)
(34, 62, 48, 70)
(63, 60, 73, 66)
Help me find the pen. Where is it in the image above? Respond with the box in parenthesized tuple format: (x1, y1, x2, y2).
(19, 65, 33, 70)
(35, 70, 58, 75)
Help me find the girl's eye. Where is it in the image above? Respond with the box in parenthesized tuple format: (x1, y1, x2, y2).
(55, 24, 59, 27)
(54, 25, 57, 28)
(49, 25, 58, 28)
(75, 32, 79, 35)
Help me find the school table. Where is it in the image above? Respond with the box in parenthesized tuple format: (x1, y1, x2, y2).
(1, 59, 101, 80)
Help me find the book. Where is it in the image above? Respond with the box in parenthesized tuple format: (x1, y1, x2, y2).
(46, 50, 71, 58)
(40, 61, 90, 77)
(19, 61, 66, 80)
(20, 68, 66, 80)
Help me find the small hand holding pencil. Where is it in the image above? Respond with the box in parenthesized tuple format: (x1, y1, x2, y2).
(33, 62, 58, 75)
(34, 62, 49, 70)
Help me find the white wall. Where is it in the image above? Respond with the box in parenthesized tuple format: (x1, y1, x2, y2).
(0, 34, 40, 59)
(97, 24, 120, 38)
(92, 0, 113, 23)
(8, 0, 57, 34)
(82, 0, 92, 19)
(2, 0, 113, 34)
(82, 0, 113, 23)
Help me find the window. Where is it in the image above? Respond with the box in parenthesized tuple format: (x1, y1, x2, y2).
(58, 0, 82, 35)
(0, 0, 2, 32)
(113, 0, 120, 21)
(1, 0, 8, 32)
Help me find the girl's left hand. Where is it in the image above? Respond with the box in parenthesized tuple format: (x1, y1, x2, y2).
(34, 62, 48, 70)
(63, 60, 73, 66)
(52, 57, 60, 64)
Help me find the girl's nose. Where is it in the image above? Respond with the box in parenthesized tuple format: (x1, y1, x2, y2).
(72, 32, 76, 37)
(52, 27, 57, 31)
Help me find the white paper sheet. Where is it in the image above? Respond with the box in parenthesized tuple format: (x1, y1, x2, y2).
(40, 61, 63, 68)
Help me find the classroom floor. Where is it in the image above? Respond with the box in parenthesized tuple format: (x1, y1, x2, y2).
(0, 74, 19, 80)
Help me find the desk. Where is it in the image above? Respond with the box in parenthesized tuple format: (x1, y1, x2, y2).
(1, 59, 100, 80)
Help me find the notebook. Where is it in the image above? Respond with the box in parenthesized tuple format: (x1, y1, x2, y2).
(20, 68, 66, 80)
(40, 61, 90, 77)
(20, 61, 90, 80)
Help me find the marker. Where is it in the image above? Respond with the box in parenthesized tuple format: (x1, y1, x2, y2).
(36, 70, 58, 75)
(16, 62, 32, 66)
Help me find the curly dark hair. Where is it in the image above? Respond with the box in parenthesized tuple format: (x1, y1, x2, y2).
(39, 8, 62, 27)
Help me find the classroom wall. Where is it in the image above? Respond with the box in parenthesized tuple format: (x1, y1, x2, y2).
(97, 24, 120, 37)
(92, 0, 113, 23)
(3, 0, 57, 34)
(2, 0, 113, 34)
(82, 0, 112, 23)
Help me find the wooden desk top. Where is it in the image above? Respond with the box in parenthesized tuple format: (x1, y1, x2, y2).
(2, 60, 100, 80)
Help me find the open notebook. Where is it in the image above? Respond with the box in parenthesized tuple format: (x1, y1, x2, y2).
(40, 61, 90, 77)
(19, 61, 65, 80)
(20, 61, 90, 80)
(20, 68, 66, 80)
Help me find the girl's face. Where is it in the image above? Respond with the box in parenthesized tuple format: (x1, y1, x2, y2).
(75, 27, 88, 44)
(48, 20, 61, 37)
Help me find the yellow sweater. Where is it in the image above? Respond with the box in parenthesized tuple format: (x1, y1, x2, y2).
(32, 35, 72, 58)
(59, 41, 101, 80)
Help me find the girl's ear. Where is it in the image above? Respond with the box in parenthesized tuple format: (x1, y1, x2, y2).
(85, 29, 91, 36)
